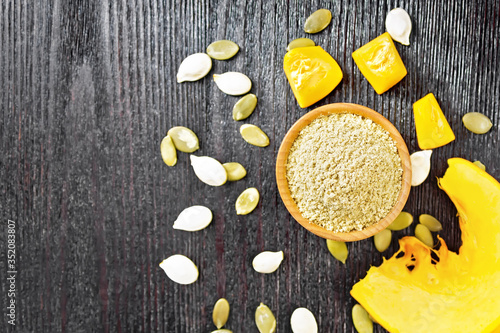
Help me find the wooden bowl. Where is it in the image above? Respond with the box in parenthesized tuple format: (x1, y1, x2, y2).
(276, 103, 411, 242)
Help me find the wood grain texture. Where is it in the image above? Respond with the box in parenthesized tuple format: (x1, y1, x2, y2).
(0, 0, 499, 332)
(275, 103, 411, 242)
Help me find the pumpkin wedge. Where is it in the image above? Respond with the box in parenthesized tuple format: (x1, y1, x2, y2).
(351, 158, 500, 333)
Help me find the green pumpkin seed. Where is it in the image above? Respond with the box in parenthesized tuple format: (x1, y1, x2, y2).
(304, 9, 332, 34)
(223, 162, 247, 181)
(167, 126, 199, 153)
(473, 160, 486, 171)
(415, 224, 434, 247)
(235, 187, 260, 215)
(233, 94, 258, 121)
(255, 303, 276, 333)
(207, 40, 239, 60)
(211, 330, 233, 333)
(212, 298, 230, 329)
(352, 304, 373, 333)
(240, 124, 270, 147)
(326, 239, 348, 264)
(419, 214, 443, 232)
(374, 229, 392, 252)
(462, 112, 493, 134)
(160, 135, 177, 166)
(387, 212, 413, 231)
(286, 38, 316, 51)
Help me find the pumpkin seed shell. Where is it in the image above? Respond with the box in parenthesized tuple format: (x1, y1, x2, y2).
(177, 53, 212, 82)
(473, 160, 486, 171)
(255, 303, 276, 333)
(410, 150, 432, 186)
(160, 135, 177, 166)
(235, 187, 260, 215)
(387, 211, 413, 231)
(352, 304, 373, 333)
(286, 38, 316, 51)
(212, 298, 230, 329)
(385, 8, 412, 45)
(167, 126, 200, 153)
(462, 112, 493, 134)
(211, 330, 233, 333)
(326, 239, 348, 264)
(213, 72, 252, 96)
(374, 229, 392, 252)
(207, 40, 239, 60)
(415, 223, 434, 247)
(419, 214, 443, 232)
(190, 155, 227, 186)
(240, 124, 270, 147)
(223, 162, 247, 181)
(290, 307, 318, 333)
(173, 205, 213, 232)
(252, 251, 284, 274)
(159, 254, 199, 285)
(304, 9, 332, 34)
(233, 94, 258, 121)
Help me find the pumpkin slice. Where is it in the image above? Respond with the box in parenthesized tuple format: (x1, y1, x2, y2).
(351, 158, 500, 333)
(283, 46, 343, 108)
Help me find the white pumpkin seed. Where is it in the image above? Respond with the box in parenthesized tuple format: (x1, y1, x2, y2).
(213, 72, 252, 96)
(286, 38, 316, 51)
(462, 112, 493, 134)
(419, 214, 443, 232)
(385, 8, 412, 45)
(159, 254, 198, 285)
(252, 251, 284, 274)
(415, 224, 434, 247)
(410, 150, 432, 186)
(255, 303, 276, 333)
(212, 298, 230, 329)
(190, 155, 227, 186)
(235, 187, 260, 215)
(173, 205, 212, 232)
(223, 162, 247, 181)
(233, 94, 258, 121)
(352, 304, 373, 333)
(176, 53, 212, 83)
(207, 40, 239, 60)
(290, 307, 318, 333)
(473, 160, 486, 171)
(326, 239, 348, 264)
(387, 211, 414, 231)
(240, 124, 270, 147)
(211, 330, 232, 333)
(167, 126, 200, 153)
(374, 229, 392, 252)
(160, 135, 177, 166)
(304, 9, 332, 34)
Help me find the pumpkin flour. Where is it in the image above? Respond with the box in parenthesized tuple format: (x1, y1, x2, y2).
(286, 113, 402, 232)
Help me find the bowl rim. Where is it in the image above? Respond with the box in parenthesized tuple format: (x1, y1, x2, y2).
(275, 103, 412, 242)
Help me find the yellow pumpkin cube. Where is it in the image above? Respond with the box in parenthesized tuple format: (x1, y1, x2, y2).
(352, 32, 407, 94)
(283, 46, 343, 108)
(413, 93, 455, 149)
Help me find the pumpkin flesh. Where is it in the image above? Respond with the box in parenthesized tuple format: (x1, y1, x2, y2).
(351, 158, 500, 333)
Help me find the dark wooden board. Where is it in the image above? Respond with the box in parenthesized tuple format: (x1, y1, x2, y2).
(1, 0, 499, 332)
